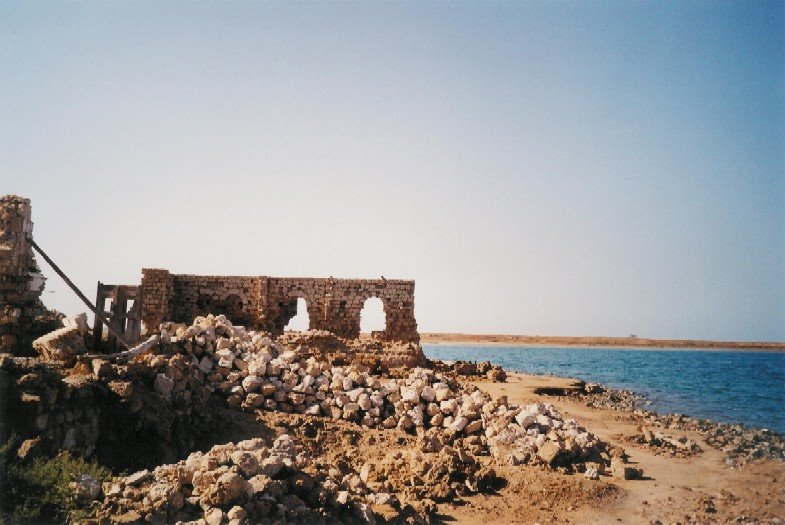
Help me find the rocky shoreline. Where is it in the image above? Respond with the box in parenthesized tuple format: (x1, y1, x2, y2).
(524, 376, 785, 464)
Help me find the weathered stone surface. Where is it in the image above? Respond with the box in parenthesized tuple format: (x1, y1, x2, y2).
(126, 469, 152, 486)
(487, 368, 507, 382)
(215, 472, 248, 503)
(0, 196, 58, 356)
(230, 451, 259, 477)
(465, 420, 483, 434)
(537, 441, 563, 466)
(61, 313, 88, 335)
(141, 270, 420, 344)
(32, 326, 86, 365)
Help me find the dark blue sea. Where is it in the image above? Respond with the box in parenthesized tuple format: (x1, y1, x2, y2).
(422, 345, 785, 435)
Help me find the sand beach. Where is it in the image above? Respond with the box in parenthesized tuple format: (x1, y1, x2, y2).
(421, 333, 785, 351)
(443, 372, 785, 523)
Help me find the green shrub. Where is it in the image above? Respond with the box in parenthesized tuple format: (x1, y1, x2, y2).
(0, 436, 113, 523)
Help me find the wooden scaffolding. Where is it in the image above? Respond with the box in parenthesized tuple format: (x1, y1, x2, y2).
(92, 283, 143, 353)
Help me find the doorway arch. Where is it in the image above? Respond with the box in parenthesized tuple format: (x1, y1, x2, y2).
(284, 297, 311, 331)
(359, 296, 386, 335)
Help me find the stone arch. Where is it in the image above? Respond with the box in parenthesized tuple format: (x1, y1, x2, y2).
(359, 296, 387, 336)
(284, 297, 311, 331)
(275, 288, 321, 332)
(216, 293, 251, 326)
(195, 293, 213, 315)
(139, 272, 418, 342)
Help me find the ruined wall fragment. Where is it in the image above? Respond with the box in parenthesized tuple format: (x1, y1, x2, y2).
(140, 271, 420, 343)
(0, 195, 58, 355)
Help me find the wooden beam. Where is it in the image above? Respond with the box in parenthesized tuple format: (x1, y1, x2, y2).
(93, 281, 105, 353)
(26, 236, 129, 349)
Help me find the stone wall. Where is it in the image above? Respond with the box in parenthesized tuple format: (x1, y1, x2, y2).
(0, 350, 215, 470)
(141, 270, 419, 343)
(0, 356, 100, 459)
(0, 196, 54, 356)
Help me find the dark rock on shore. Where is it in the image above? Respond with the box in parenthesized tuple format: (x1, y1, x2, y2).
(633, 410, 785, 464)
(535, 379, 785, 463)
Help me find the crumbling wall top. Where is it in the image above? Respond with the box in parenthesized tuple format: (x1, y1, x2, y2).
(0, 195, 54, 355)
(140, 270, 419, 343)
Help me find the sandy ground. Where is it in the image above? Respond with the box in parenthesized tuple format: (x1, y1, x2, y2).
(443, 373, 785, 524)
(420, 333, 785, 352)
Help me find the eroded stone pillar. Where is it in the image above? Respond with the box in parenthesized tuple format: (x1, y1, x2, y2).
(0, 195, 48, 355)
(140, 268, 173, 332)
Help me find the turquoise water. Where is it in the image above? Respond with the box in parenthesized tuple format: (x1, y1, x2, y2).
(422, 345, 785, 435)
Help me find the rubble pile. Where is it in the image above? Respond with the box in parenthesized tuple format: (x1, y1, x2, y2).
(484, 402, 608, 472)
(575, 383, 642, 412)
(0, 318, 215, 469)
(626, 426, 702, 458)
(95, 435, 382, 525)
(3, 313, 628, 523)
(32, 313, 90, 366)
(0, 356, 99, 459)
(94, 428, 504, 524)
(536, 380, 643, 413)
(5, 312, 615, 476)
(151, 315, 611, 473)
(430, 359, 507, 382)
(89, 346, 215, 469)
(367, 442, 498, 505)
(277, 330, 424, 369)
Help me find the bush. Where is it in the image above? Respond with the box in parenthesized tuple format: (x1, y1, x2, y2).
(0, 436, 113, 523)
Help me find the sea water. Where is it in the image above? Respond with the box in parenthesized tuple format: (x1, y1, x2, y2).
(422, 345, 785, 434)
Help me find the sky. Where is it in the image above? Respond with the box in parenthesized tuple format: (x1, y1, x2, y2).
(1, 1, 783, 341)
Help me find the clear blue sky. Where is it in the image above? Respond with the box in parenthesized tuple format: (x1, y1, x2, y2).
(2, 1, 783, 341)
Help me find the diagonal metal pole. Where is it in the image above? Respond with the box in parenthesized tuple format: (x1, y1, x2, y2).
(26, 236, 129, 350)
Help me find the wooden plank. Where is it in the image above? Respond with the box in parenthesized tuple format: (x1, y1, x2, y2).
(92, 281, 105, 353)
(27, 237, 130, 350)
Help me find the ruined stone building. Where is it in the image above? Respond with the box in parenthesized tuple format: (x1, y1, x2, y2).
(0, 195, 420, 356)
(140, 270, 419, 343)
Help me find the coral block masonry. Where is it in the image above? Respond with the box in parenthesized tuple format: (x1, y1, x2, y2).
(141, 270, 419, 343)
(0, 196, 53, 355)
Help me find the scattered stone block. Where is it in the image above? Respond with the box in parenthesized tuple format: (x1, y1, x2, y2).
(126, 469, 151, 487)
(17, 437, 45, 460)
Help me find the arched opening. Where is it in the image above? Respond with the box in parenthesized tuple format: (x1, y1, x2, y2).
(196, 293, 213, 314)
(284, 297, 311, 331)
(217, 294, 248, 326)
(359, 297, 386, 337)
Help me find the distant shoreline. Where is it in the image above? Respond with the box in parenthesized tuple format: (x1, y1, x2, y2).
(420, 332, 785, 351)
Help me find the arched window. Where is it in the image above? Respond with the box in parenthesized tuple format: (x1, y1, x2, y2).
(285, 297, 311, 331)
(220, 294, 246, 326)
(359, 297, 386, 335)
